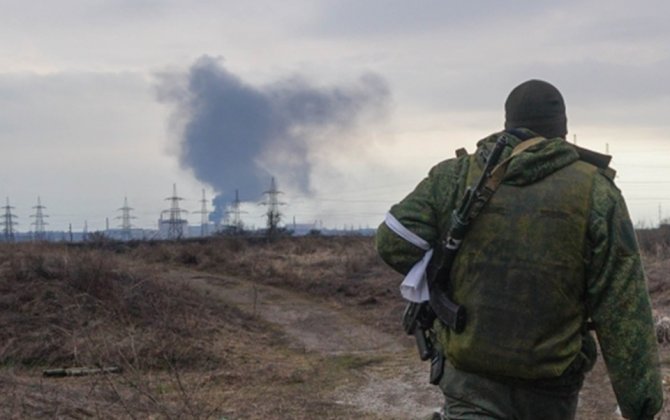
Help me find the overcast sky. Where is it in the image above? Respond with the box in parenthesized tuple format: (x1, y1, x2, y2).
(1, 0, 669, 232)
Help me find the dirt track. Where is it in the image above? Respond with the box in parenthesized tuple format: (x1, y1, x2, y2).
(1, 238, 667, 419)
(182, 271, 444, 419)
(178, 269, 668, 420)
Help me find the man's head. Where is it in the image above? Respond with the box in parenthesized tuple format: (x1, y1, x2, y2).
(504, 79, 567, 139)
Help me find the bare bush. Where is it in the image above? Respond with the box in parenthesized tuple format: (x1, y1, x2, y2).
(0, 243, 250, 370)
(637, 226, 670, 259)
(125, 236, 403, 334)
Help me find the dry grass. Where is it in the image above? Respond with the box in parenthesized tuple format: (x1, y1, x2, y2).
(0, 237, 391, 419)
(0, 243, 258, 370)
(0, 242, 295, 418)
(637, 226, 670, 259)
(127, 236, 404, 334)
(0, 231, 668, 419)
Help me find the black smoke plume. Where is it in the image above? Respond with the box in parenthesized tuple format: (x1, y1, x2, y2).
(156, 55, 389, 224)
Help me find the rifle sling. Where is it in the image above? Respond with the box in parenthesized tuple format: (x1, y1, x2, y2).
(429, 136, 546, 332)
(469, 136, 545, 221)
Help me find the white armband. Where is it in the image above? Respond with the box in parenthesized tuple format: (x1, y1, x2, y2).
(384, 212, 432, 303)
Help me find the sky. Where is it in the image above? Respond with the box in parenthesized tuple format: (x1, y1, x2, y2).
(1, 0, 670, 233)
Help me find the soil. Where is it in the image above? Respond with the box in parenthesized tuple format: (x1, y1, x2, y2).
(179, 270, 444, 419)
(175, 268, 670, 420)
(2, 238, 669, 419)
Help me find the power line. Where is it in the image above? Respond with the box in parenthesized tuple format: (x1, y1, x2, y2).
(616, 164, 670, 169)
(116, 197, 136, 241)
(160, 184, 188, 240)
(289, 198, 396, 204)
(1, 198, 18, 242)
(259, 177, 285, 239)
(193, 189, 209, 237)
(618, 181, 670, 184)
(30, 196, 48, 241)
(225, 189, 246, 234)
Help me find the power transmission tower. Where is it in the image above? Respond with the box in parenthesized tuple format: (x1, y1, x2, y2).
(226, 189, 246, 235)
(260, 177, 285, 240)
(30, 196, 48, 241)
(117, 197, 136, 241)
(161, 183, 188, 240)
(1, 198, 18, 242)
(193, 189, 210, 237)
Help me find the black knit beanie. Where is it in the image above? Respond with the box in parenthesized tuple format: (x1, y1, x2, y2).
(504, 79, 567, 139)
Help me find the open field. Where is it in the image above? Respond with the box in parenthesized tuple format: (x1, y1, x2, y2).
(0, 234, 668, 419)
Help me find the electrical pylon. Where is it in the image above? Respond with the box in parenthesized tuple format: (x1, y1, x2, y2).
(260, 177, 285, 239)
(193, 189, 209, 237)
(117, 197, 136, 241)
(1, 198, 18, 242)
(226, 189, 246, 235)
(161, 183, 188, 240)
(30, 196, 48, 241)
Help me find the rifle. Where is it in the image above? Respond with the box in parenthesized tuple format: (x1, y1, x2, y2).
(401, 135, 510, 384)
(428, 135, 508, 333)
(402, 301, 435, 361)
(402, 301, 444, 384)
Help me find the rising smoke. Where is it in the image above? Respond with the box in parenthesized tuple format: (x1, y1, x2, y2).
(156, 55, 390, 224)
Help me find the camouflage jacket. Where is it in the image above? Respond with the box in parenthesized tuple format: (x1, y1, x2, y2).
(376, 130, 663, 419)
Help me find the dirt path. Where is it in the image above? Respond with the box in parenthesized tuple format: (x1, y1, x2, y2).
(188, 273, 403, 355)
(177, 271, 444, 419)
(174, 270, 668, 420)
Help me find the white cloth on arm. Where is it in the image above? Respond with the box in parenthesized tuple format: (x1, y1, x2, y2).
(384, 212, 432, 303)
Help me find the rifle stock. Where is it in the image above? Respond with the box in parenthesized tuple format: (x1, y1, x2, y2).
(427, 244, 466, 333)
(403, 301, 444, 384)
(403, 301, 436, 361)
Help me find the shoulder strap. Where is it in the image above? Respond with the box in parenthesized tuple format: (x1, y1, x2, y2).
(485, 136, 545, 191)
(464, 137, 545, 221)
(427, 135, 544, 332)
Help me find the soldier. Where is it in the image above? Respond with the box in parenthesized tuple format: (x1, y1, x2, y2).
(376, 80, 663, 419)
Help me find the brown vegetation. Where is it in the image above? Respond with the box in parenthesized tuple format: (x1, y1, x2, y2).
(0, 243, 264, 369)
(0, 241, 290, 418)
(0, 232, 668, 418)
(0, 237, 400, 419)
(127, 236, 402, 332)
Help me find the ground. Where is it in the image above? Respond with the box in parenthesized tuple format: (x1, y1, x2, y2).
(0, 236, 668, 419)
(179, 270, 442, 419)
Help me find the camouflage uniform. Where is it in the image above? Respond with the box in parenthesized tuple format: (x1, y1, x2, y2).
(376, 130, 663, 419)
